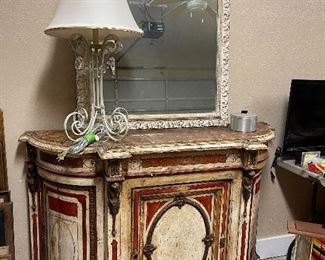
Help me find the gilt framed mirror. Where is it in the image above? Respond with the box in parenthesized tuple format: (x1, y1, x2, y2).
(75, 0, 230, 129)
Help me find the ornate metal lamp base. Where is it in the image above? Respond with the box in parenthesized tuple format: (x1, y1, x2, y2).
(64, 106, 128, 142)
(60, 33, 129, 158)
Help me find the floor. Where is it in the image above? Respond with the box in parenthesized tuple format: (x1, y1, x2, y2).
(265, 257, 286, 260)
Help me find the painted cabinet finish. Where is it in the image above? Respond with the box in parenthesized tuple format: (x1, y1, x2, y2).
(20, 123, 274, 260)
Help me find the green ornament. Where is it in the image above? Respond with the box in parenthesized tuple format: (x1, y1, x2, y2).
(84, 132, 96, 143)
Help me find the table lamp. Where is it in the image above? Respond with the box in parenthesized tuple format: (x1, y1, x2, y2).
(45, 0, 143, 153)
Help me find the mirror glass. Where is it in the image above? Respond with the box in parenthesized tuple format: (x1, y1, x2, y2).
(103, 0, 217, 115)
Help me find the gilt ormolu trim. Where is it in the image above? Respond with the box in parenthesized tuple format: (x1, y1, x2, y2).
(0, 110, 8, 190)
(143, 195, 214, 260)
(26, 144, 38, 211)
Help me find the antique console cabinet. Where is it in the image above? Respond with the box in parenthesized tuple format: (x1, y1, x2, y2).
(20, 123, 274, 260)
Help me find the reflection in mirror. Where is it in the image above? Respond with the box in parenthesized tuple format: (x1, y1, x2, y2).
(103, 0, 217, 115)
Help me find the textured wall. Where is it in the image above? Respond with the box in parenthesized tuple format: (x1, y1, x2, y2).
(0, 0, 324, 259)
(0, 1, 75, 259)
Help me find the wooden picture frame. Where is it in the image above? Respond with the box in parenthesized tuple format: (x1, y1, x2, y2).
(0, 256, 11, 260)
(0, 192, 10, 204)
(0, 245, 11, 260)
(301, 151, 321, 168)
(0, 110, 8, 191)
(0, 110, 14, 259)
(0, 203, 14, 260)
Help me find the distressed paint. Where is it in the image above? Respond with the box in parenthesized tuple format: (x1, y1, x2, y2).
(48, 196, 78, 217)
(240, 222, 248, 260)
(141, 154, 227, 168)
(111, 240, 118, 260)
(194, 195, 213, 218)
(22, 125, 273, 260)
(48, 214, 79, 260)
(152, 204, 207, 259)
(131, 181, 229, 260)
(28, 183, 40, 260)
(32, 213, 39, 260)
(248, 174, 263, 259)
(37, 151, 97, 177)
(226, 172, 243, 259)
(28, 173, 102, 260)
(19, 123, 274, 160)
(145, 201, 168, 228)
(45, 186, 88, 260)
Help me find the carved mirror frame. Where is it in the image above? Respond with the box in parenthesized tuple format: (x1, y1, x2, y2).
(75, 0, 230, 130)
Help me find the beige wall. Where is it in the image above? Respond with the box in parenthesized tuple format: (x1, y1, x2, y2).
(0, 0, 324, 259)
(230, 0, 325, 237)
(0, 1, 75, 259)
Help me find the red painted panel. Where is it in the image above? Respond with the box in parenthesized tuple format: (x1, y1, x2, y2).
(221, 184, 229, 235)
(311, 250, 323, 260)
(133, 193, 140, 250)
(45, 186, 89, 260)
(146, 201, 168, 228)
(132, 180, 230, 256)
(240, 222, 247, 260)
(111, 239, 118, 260)
(194, 195, 213, 217)
(189, 181, 227, 191)
(132, 186, 178, 250)
(40, 151, 84, 167)
(32, 213, 38, 260)
(141, 154, 227, 168)
(48, 196, 78, 217)
(220, 248, 225, 260)
(38, 178, 46, 260)
(254, 179, 261, 195)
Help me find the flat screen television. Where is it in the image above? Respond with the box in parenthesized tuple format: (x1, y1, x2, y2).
(282, 79, 325, 157)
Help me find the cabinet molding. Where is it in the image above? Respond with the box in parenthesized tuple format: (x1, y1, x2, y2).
(20, 123, 274, 260)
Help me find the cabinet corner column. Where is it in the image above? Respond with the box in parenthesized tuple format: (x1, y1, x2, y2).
(104, 159, 126, 260)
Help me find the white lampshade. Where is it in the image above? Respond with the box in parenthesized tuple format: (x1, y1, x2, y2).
(45, 0, 143, 40)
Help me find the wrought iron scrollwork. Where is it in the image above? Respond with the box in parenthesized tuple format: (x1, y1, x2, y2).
(143, 195, 214, 260)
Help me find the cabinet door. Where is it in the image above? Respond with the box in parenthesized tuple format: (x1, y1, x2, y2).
(129, 179, 230, 260)
(36, 177, 98, 260)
